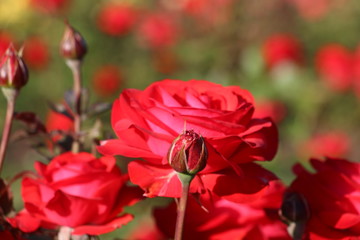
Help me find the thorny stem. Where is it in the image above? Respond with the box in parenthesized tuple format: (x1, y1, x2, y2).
(0, 88, 18, 175)
(66, 60, 83, 153)
(174, 173, 194, 240)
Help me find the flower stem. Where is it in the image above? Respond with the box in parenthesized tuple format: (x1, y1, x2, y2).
(67, 60, 83, 153)
(174, 173, 193, 240)
(0, 88, 18, 175)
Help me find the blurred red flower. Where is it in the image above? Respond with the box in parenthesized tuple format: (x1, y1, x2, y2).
(262, 34, 303, 69)
(286, 0, 330, 20)
(154, 181, 290, 239)
(254, 100, 287, 123)
(181, 0, 234, 26)
(23, 36, 50, 70)
(96, 3, 137, 36)
(29, 0, 69, 14)
(0, 32, 13, 57)
(92, 65, 123, 97)
(46, 110, 73, 144)
(288, 158, 360, 239)
(12, 152, 143, 235)
(351, 45, 360, 98)
(316, 44, 353, 92)
(301, 131, 350, 158)
(137, 14, 179, 49)
(98, 79, 278, 202)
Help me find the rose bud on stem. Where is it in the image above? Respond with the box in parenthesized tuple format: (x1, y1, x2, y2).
(167, 129, 208, 240)
(0, 44, 29, 175)
(280, 191, 310, 240)
(59, 21, 87, 153)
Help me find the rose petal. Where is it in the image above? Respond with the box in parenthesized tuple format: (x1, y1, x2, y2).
(72, 214, 134, 235)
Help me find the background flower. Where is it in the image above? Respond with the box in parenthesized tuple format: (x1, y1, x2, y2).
(92, 65, 123, 97)
(262, 33, 303, 70)
(96, 3, 138, 36)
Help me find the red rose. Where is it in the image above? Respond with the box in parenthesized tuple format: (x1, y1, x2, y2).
(17, 152, 142, 235)
(300, 131, 350, 159)
(288, 158, 360, 239)
(254, 100, 287, 123)
(98, 79, 278, 202)
(92, 65, 123, 97)
(262, 34, 302, 69)
(154, 181, 290, 239)
(286, 0, 330, 20)
(0, 32, 13, 57)
(23, 36, 50, 70)
(181, 0, 234, 27)
(29, 0, 69, 14)
(96, 3, 137, 36)
(137, 14, 179, 49)
(315, 44, 353, 92)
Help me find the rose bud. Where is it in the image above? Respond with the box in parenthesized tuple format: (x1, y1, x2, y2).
(168, 130, 208, 175)
(280, 191, 310, 223)
(59, 22, 87, 61)
(0, 44, 29, 90)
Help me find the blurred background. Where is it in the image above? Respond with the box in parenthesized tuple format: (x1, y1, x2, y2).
(1, 0, 360, 238)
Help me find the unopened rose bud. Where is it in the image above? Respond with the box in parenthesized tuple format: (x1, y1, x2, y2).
(280, 191, 310, 223)
(60, 22, 87, 60)
(168, 130, 208, 175)
(0, 44, 29, 90)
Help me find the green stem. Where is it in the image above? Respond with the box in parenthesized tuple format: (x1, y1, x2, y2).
(174, 174, 193, 240)
(67, 60, 83, 153)
(0, 88, 17, 175)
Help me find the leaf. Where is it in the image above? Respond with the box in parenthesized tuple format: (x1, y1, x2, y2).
(13, 112, 47, 134)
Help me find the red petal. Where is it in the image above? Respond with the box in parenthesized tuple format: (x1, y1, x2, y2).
(72, 214, 134, 235)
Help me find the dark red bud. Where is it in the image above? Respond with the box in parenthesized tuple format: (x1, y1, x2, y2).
(0, 44, 29, 89)
(280, 191, 310, 223)
(168, 130, 208, 175)
(60, 22, 87, 60)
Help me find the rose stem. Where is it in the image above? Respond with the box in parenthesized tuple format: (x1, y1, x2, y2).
(0, 88, 17, 175)
(174, 174, 193, 240)
(67, 60, 82, 153)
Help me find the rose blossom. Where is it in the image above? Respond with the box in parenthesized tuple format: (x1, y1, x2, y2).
(23, 36, 50, 70)
(13, 152, 142, 235)
(154, 181, 290, 239)
(92, 65, 123, 97)
(98, 79, 278, 202)
(262, 33, 302, 70)
(137, 13, 179, 49)
(287, 157, 360, 239)
(315, 44, 353, 92)
(300, 131, 350, 159)
(254, 100, 287, 123)
(29, 0, 69, 14)
(0, 32, 13, 57)
(96, 3, 137, 36)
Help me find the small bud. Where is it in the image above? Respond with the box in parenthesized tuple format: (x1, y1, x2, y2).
(280, 191, 310, 223)
(168, 130, 208, 175)
(60, 22, 87, 60)
(0, 44, 29, 89)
